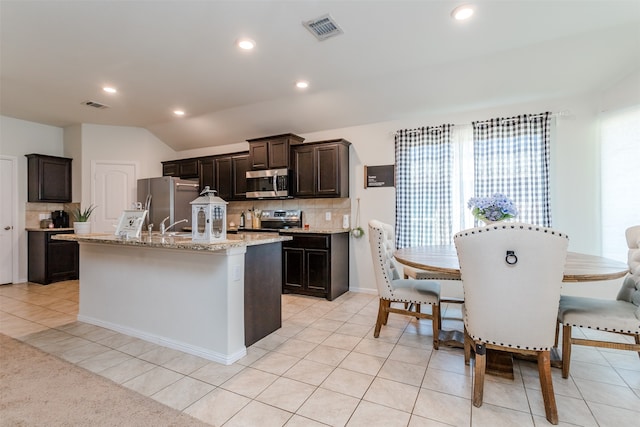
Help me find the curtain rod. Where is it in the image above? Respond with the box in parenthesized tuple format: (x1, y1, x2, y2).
(393, 110, 570, 136)
(474, 110, 569, 126)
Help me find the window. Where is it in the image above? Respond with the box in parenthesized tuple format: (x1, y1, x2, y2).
(472, 113, 552, 227)
(395, 113, 552, 247)
(600, 105, 640, 262)
(395, 126, 453, 248)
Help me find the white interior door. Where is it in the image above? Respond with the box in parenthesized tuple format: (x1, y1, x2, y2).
(0, 156, 17, 284)
(92, 161, 137, 233)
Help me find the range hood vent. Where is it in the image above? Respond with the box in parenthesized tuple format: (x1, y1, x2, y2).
(82, 100, 109, 109)
(303, 14, 343, 41)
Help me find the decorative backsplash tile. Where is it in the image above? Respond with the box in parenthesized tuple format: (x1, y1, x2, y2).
(227, 198, 351, 230)
(25, 202, 79, 229)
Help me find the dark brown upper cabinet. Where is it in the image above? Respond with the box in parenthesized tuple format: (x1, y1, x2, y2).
(247, 133, 304, 170)
(26, 154, 72, 203)
(292, 139, 351, 198)
(198, 156, 215, 192)
(162, 158, 199, 179)
(232, 153, 250, 199)
(204, 152, 249, 201)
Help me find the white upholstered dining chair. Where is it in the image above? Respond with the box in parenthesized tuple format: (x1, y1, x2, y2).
(557, 225, 640, 378)
(454, 223, 569, 425)
(368, 220, 441, 349)
(404, 266, 465, 324)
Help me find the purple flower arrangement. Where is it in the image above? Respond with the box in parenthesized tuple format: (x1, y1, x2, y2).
(467, 193, 518, 223)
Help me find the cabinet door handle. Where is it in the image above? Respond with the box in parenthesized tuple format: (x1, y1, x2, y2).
(4, 226, 11, 230)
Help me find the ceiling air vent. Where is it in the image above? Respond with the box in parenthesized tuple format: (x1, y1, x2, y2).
(82, 100, 109, 109)
(303, 14, 343, 41)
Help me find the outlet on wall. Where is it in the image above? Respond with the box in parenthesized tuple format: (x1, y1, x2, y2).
(325, 212, 331, 221)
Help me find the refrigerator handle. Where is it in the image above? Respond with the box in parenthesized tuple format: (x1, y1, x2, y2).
(176, 183, 199, 188)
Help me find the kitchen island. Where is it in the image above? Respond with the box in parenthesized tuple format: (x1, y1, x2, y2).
(54, 232, 291, 365)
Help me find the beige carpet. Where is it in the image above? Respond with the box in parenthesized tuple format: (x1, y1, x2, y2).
(0, 333, 210, 426)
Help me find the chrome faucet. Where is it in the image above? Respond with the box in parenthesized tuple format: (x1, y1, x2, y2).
(160, 217, 188, 235)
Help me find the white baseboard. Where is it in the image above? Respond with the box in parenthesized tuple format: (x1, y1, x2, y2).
(77, 314, 246, 365)
(347, 286, 378, 296)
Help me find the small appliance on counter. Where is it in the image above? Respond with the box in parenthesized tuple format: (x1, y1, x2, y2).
(40, 218, 53, 229)
(51, 210, 69, 228)
(242, 209, 302, 231)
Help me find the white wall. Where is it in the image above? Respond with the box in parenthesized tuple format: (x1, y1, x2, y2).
(0, 116, 65, 281)
(75, 124, 176, 205)
(64, 124, 82, 203)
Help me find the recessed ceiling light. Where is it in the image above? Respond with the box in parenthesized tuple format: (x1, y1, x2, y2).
(296, 81, 309, 89)
(102, 86, 117, 94)
(451, 4, 474, 21)
(173, 110, 185, 116)
(237, 38, 256, 50)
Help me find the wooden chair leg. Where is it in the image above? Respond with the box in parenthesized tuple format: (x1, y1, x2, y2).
(636, 334, 640, 359)
(374, 298, 387, 338)
(561, 324, 572, 379)
(463, 329, 472, 365)
(431, 303, 440, 350)
(554, 321, 560, 348)
(537, 350, 559, 425)
(382, 299, 391, 325)
(472, 343, 486, 407)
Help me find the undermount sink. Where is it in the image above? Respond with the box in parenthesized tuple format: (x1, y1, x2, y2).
(165, 232, 192, 237)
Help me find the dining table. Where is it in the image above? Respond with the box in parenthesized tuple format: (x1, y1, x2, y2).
(394, 245, 630, 377)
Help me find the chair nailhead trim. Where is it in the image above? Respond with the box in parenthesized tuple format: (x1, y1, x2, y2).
(562, 322, 639, 334)
(471, 336, 549, 351)
(453, 223, 569, 240)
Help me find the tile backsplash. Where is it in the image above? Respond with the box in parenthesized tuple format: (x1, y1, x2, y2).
(25, 202, 79, 229)
(26, 199, 353, 230)
(227, 198, 351, 230)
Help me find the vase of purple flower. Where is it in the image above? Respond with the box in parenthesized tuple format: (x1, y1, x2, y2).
(467, 193, 518, 225)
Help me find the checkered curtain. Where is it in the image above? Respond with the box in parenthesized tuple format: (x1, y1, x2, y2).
(395, 125, 453, 248)
(472, 113, 552, 226)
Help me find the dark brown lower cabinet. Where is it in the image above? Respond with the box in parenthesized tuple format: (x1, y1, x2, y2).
(244, 242, 282, 346)
(28, 230, 79, 285)
(281, 232, 349, 301)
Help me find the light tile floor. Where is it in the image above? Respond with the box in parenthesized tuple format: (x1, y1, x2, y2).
(1, 280, 639, 426)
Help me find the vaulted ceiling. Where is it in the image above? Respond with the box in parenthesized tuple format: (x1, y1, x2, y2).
(1, 1, 639, 150)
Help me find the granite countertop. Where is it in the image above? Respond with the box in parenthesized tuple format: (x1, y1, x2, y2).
(53, 232, 291, 252)
(26, 227, 75, 232)
(277, 228, 350, 235)
(230, 227, 350, 235)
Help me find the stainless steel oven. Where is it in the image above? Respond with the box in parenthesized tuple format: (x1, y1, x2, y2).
(245, 168, 290, 199)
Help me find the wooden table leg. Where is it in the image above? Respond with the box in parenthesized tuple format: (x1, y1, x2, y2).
(439, 329, 465, 348)
(486, 351, 514, 379)
(439, 329, 514, 379)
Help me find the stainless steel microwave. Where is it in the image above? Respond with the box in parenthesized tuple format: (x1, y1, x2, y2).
(245, 168, 290, 199)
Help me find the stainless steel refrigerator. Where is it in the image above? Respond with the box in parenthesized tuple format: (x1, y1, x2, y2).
(136, 177, 199, 232)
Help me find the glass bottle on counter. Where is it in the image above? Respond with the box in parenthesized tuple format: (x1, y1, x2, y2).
(240, 211, 245, 228)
